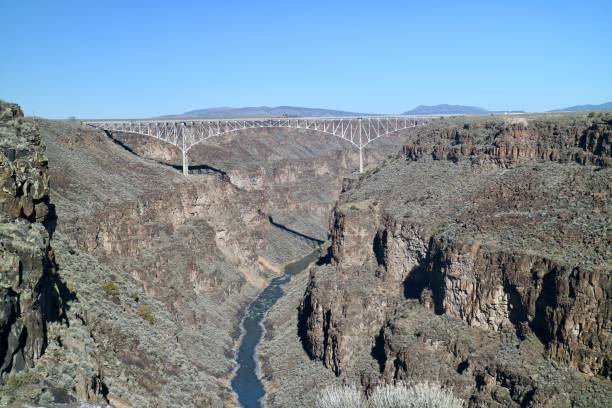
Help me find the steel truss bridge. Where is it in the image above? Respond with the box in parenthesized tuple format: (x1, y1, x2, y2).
(85, 116, 427, 174)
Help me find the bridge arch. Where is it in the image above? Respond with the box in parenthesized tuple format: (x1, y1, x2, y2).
(184, 125, 361, 151)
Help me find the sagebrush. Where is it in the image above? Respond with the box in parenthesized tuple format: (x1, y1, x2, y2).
(368, 382, 463, 408)
(315, 381, 463, 408)
(315, 385, 367, 408)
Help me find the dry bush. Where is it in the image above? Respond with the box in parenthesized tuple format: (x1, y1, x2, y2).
(368, 381, 463, 408)
(315, 385, 367, 408)
(315, 382, 463, 408)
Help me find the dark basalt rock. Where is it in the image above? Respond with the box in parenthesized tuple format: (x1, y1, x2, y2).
(0, 100, 62, 379)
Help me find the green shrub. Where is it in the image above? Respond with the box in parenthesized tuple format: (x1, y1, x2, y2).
(131, 291, 140, 302)
(3, 370, 39, 392)
(101, 281, 120, 297)
(137, 304, 155, 324)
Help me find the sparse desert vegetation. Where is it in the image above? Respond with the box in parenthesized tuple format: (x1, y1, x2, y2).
(368, 382, 463, 408)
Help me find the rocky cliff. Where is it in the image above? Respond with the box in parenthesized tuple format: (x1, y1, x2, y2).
(402, 115, 610, 167)
(0, 101, 61, 380)
(292, 114, 611, 406)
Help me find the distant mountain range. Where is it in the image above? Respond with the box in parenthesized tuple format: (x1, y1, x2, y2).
(405, 101, 612, 115)
(402, 104, 490, 115)
(548, 101, 612, 112)
(160, 106, 370, 119)
(157, 101, 611, 119)
(162, 104, 497, 118)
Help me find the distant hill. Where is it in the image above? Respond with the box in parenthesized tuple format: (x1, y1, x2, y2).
(160, 106, 372, 119)
(403, 104, 489, 115)
(548, 101, 612, 112)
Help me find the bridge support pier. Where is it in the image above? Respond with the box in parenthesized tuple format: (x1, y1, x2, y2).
(358, 117, 364, 174)
(359, 147, 363, 174)
(182, 150, 189, 175)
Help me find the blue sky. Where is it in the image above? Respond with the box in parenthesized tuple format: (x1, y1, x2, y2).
(2, 0, 611, 118)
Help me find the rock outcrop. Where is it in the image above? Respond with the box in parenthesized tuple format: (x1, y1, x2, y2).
(403, 116, 611, 167)
(0, 101, 60, 379)
(426, 239, 610, 377)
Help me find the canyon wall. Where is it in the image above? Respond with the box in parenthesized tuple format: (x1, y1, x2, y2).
(292, 114, 611, 407)
(2, 104, 331, 406)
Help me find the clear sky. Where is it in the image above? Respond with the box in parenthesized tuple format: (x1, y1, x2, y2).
(2, 0, 611, 118)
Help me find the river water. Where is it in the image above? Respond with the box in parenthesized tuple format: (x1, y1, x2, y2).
(231, 249, 321, 408)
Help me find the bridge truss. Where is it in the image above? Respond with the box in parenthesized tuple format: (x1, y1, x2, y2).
(85, 116, 426, 174)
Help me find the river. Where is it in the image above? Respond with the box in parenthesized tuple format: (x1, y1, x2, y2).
(231, 248, 321, 407)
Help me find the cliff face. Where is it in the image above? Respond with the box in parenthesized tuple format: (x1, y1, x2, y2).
(296, 114, 611, 406)
(403, 116, 610, 167)
(427, 239, 609, 376)
(0, 102, 60, 379)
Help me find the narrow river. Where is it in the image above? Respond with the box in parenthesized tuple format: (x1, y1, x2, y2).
(231, 248, 321, 407)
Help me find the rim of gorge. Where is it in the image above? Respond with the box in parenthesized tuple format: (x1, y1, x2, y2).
(0, 99, 610, 408)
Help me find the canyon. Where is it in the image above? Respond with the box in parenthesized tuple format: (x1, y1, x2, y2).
(0, 99, 610, 408)
(0, 99, 414, 407)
